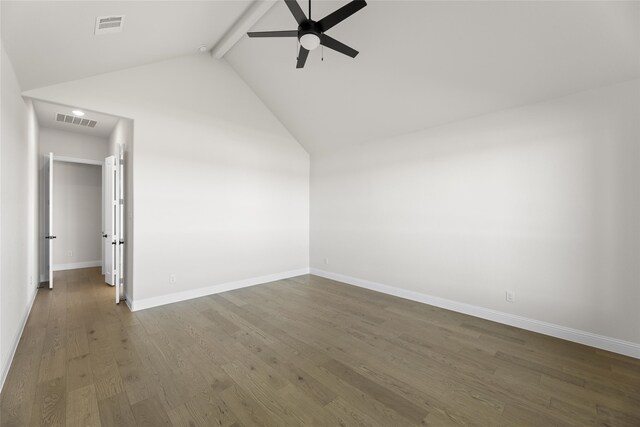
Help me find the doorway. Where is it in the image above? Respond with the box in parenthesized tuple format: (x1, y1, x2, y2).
(34, 99, 132, 305)
(42, 152, 125, 303)
(102, 146, 126, 302)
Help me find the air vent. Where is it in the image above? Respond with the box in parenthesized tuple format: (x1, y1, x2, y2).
(94, 15, 125, 35)
(55, 113, 97, 128)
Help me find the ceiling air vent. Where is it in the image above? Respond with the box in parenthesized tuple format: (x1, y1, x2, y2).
(55, 113, 97, 128)
(94, 15, 125, 35)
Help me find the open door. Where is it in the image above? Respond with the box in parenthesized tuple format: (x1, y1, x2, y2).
(104, 152, 124, 303)
(44, 153, 55, 289)
(116, 144, 125, 303)
(104, 156, 115, 286)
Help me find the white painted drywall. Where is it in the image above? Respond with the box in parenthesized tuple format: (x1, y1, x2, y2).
(26, 97, 39, 306)
(311, 79, 640, 345)
(0, 42, 39, 390)
(108, 118, 127, 157)
(108, 118, 134, 301)
(25, 54, 310, 305)
(39, 127, 109, 161)
(51, 162, 102, 269)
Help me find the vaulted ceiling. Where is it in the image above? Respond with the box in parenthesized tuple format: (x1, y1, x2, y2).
(226, 0, 640, 153)
(0, 1, 252, 90)
(3, 1, 640, 153)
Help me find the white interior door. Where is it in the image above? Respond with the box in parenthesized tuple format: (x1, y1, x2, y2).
(45, 153, 55, 289)
(116, 144, 125, 303)
(113, 149, 121, 304)
(101, 165, 105, 275)
(104, 156, 115, 286)
(104, 152, 125, 304)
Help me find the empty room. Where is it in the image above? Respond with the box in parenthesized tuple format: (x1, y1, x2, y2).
(0, 1, 639, 426)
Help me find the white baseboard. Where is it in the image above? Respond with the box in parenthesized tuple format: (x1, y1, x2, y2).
(310, 268, 640, 359)
(130, 268, 310, 312)
(0, 286, 38, 393)
(53, 260, 101, 271)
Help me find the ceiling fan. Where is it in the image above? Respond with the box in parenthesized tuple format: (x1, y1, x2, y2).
(247, 0, 367, 69)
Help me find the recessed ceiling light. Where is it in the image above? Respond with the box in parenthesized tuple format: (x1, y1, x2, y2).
(198, 45, 208, 53)
(72, 110, 85, 117)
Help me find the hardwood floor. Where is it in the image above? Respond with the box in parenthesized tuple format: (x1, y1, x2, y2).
(1, 267, 639, 426)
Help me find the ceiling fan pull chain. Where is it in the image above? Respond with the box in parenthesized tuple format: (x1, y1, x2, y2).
(322, 44, 324, 61)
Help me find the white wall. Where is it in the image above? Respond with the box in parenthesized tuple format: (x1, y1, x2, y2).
(311, 79, 640, 346)
(107, 117, 134, 301)
(51, 162, 102, 269)
(0, 42, 38, 390)
(25, 54, 310, 307)
(26, 99, 39, 307)
(39, 127, 108, 161)
(108, 118, 130, 157)
(114, 119, 134, 301)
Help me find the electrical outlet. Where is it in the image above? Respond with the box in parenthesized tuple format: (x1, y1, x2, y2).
(169, 274, 176, 284)
(505, 290, 515, 303)
(68, 250, 73, 258)
(324, 258, 329, 265)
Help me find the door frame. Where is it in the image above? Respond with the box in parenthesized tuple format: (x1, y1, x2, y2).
(43, 155, 104, 287)
(103, 150, 124, 304)
(102, 153, 125, 304)
(52, 156, 103, 167)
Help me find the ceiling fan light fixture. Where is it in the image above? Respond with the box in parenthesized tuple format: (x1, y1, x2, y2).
(300, 33, 320, 50)
(246, 0, 367, 68)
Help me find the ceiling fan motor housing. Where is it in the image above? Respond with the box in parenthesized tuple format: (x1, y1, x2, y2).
(298, 20, 322, 40)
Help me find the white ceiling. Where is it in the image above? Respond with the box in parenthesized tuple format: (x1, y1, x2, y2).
(1, 1, 252, 90)
(3, 1, 640, 154)
(226, 1, 640, 153)
(33, 99, 120, 138)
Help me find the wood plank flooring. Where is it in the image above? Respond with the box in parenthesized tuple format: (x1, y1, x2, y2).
(1, 267, 639, 426)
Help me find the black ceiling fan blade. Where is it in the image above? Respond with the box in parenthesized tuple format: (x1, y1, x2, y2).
(317, 0, 367, 32)
(296, 47, 309, 68)
(247, 30, 298, 38)
(320, 34, 359, 58)
(284, 0, 307, 25)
